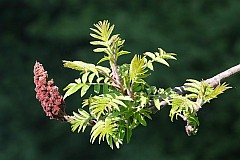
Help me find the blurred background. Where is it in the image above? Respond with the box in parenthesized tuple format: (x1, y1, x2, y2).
(1, 0, 240, 159)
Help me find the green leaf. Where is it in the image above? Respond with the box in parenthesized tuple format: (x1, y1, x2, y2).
(82, 72, 90, 83)
(81, 84, 90, 97)
(90, 41, 108, 46)
(64, 83, 84, 99)
(90, 20, 115, 42)
(71, 109, 91, 133)
(117, 50, 130, 57)
(132, 85, 142, 92)
(63, 60, 98, 76)
(103, 84, 108, 94)
(112, 99, 127, 108)
(126, 128, 132, 144)
(187, 115, 200, 126)
(88, 94, 125, 119)
(169, 95, 196, 121)
(158, 48, 177, 60)
(129, 55, 148, 82)
(162, 53, 177, 60)
(97, 56, 109, 64)
(147, 61, 154, 70)
(144, 52, 156, 59)
(63, 82, 77, 91)
(90, 33, 102, 40)
(184, 87, 199, 95)
(139, 95, 148, 107)
(144, 49, 176, 67)
(155, 57, 169, 67)
(112, 136, 122, 149)
(89, 97, 107, 119)
(153, 96, 161, 110)
(206, 83, 231, 101)
(97, 77, 104, 83)
(184, 79, 201, 90)
(106, 135, 113, 149)
(96, 66, 111, 76)
(94, 84, 101, 94)
(93, 48, 106, 53)
(90, 120, 105, 143)
(88, 73, 95, 84)
(137, 114, 147, 126)
(90, 117, 120, 149)
(90, 28, 101, 36)
(139, 109, 152, 120)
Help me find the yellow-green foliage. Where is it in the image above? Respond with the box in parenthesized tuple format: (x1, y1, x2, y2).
(63, 20, 230, 148)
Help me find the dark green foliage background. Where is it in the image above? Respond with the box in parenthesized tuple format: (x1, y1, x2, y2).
(1, 0, 240, 159)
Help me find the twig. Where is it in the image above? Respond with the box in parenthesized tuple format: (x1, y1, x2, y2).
(205, 64, 240, 87)
(150, 64, 240, 112)
(63, 115, 75, 122)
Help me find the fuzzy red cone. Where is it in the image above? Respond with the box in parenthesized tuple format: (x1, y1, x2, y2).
(33, 61, 65, 121)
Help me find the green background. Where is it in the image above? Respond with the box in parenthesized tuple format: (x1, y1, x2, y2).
(1, 0, 240, 159)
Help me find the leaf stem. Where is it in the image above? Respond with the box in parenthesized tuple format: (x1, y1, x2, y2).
(63, 113, 96, 126)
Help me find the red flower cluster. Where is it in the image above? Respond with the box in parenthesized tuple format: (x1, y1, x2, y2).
(34, 61, 65, 121)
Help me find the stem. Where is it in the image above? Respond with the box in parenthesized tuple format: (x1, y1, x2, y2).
(111, 64, 121, 86)
(205, 64, 240, 87)
(110, 45, 134, 97)
(63, 115, 75, 122)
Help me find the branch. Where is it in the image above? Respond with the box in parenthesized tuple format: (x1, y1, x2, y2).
(150, 64, 240, 113)
(205, 64, 240, 87)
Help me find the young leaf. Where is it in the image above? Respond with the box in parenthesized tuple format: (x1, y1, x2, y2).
(88, 73, 95, 84)
(94, 84, 101, 94)
(64, 83, 84, 99)
(112, 99, 127, 108)
(82, 72, 90, 83)
(97, 77, 104, 83)
(139, 108, 152, 120)
(96, 66, 111, 76)
(90, 33, 102, 40)
(147, 61, 154, 70)
(90, 41, 108, 46)
(139, 95, 148, 107)
(88, 95, 124, 119)
(126, 128, 132, 144)
(103, 84, 108, 94)
(90, 20, 115, 42)
(187, 115, 200, 126)
(155, 57, 169, 67)
(137, 114, 147, 126)
(71, 109, 91, 133)
(63, 60, 99, 76)
(63, 83, 77, 91)
(90, 117, 120, 149)
(158, 48, 177, 60)
(81, 84, 90, 97)
(106, 135, 113, 149)
(117, 50, 130, 57)
(97, 56, 109, 64)
(206, 83, 231, 101)
(129, 55, 147, 82)
(144, 52, 156, 59)
(153, 96, 161, 110)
